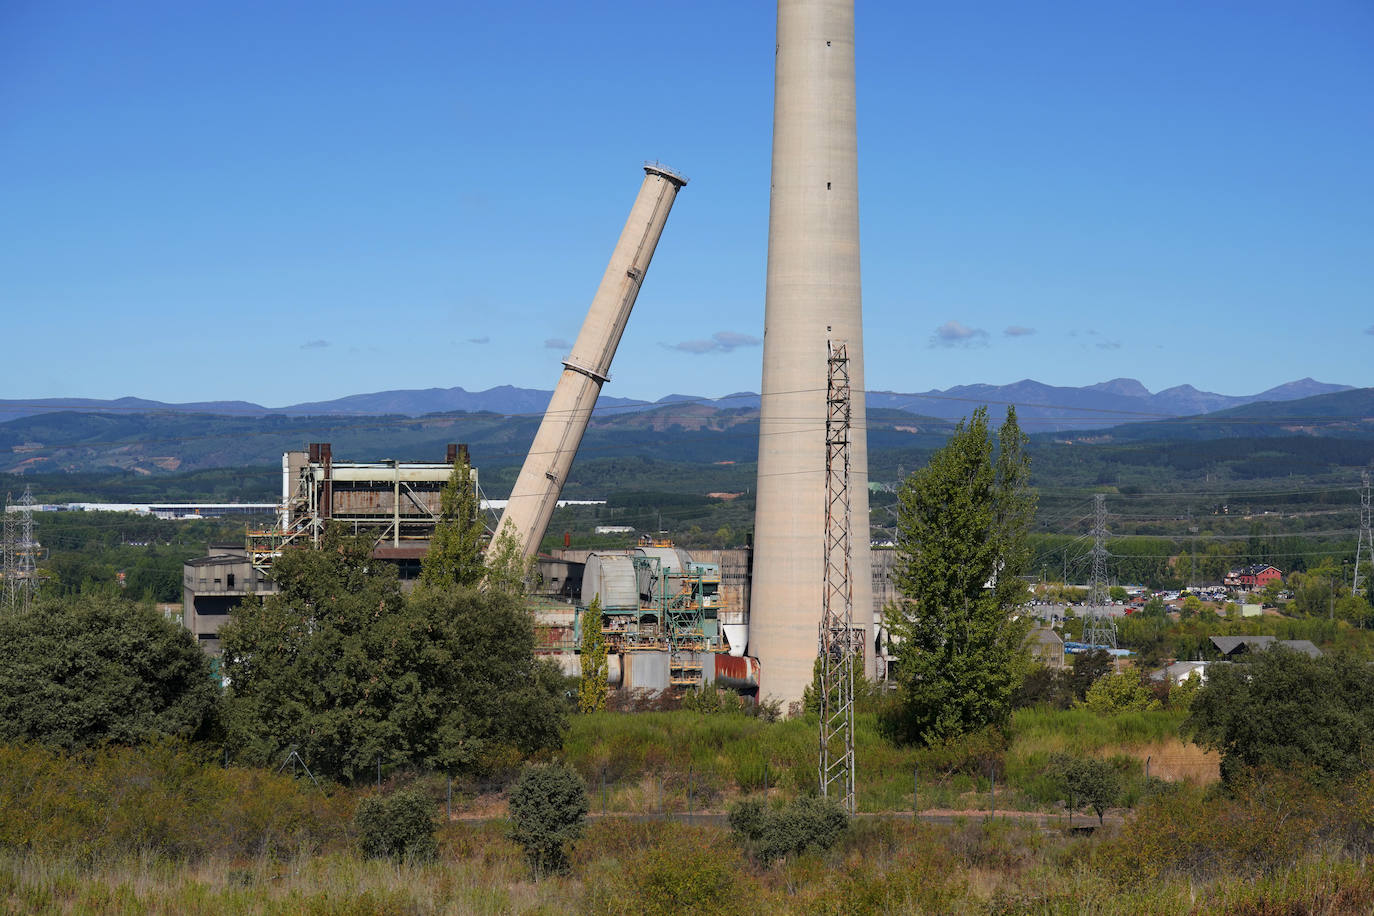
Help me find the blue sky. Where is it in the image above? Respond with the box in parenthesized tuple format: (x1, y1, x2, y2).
(3, 0, 1370, 406)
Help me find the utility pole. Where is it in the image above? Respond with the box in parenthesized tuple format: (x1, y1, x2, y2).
(1085, 494, 1117, 649)
(818, 340, 857, 815)
(1354, 470, 1371, 598)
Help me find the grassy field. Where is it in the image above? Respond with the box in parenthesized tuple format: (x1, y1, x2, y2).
(15, 708, 1370, 916)
(3, 815, 1370, 915)
(554, 704, 1214, 817)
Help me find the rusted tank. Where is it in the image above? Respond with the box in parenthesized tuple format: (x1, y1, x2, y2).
(712, 653, 760, 690)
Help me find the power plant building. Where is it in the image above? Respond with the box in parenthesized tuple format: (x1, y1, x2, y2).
(184, 442, 468, 653)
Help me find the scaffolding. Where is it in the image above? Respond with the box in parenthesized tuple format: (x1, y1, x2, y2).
(247, 443, 463, 575)
(819, 341, 858, 814)
(575, 538, 728, 688)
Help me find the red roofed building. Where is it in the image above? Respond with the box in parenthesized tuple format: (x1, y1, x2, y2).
(1224, 564, 1283, 590)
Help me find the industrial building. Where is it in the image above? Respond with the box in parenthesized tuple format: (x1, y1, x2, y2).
(532, 537, 759, 693)
(183, 545, 278, 655)
(246, 442, 471, 576)
(529, 542, 900, 695)
(183, 442, 469, 653)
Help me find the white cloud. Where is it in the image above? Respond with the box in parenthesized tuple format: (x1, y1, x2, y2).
(665, 330, 763, 354)
(467, 336, 490, 345)
(1004, 325, 1036, 338)
(544, 338, 571, 349)
(300, 339, 330, 350)
(929, 320, 989, 348)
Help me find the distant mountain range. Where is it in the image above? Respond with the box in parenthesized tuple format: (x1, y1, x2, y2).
(0, 378, 1355, 431)
(1, 383, 1370, 483)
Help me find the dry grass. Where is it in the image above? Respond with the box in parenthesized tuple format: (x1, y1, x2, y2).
(1121, 739, 1221, 784)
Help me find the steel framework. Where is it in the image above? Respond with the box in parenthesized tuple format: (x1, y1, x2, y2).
(2, 487, 38, 613)
(818, 341, 859, 813)
(1084, 493, 1117, 649)
(1355, 470, 1372, 598)
(1, 492, 14, 613)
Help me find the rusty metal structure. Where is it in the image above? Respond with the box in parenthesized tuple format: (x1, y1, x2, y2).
(818, 342, 858, 813)
(248, 443, 470, 574)
(561, 536, 753, 692)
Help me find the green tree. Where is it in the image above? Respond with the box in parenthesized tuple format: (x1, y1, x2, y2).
(1109, 585, 1128, 603)
(483, 519, 538, 596)
(1081, 669, 1162, 714)
(220, 526, 566, 781)
(419, 452, 486, 589)
(0, 595, 218, 749)
(1292, 560, 1339, 617)
(1183, 647, 1374, 785)
(882, 406, 1037, 744)
(507, 760, 588, 877)
(578, 597, 608, 714)
(1052, 755, 1121, 826)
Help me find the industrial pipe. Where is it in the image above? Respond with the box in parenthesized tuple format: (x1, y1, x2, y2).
(494, 164, 687, 563)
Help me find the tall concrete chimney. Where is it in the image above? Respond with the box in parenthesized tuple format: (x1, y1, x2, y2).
(495, 165, 687, 563)
(751, 0, 873, 704)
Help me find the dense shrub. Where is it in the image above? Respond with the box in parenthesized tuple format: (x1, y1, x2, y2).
(1081, 670, 1161, 714)
(1013, 665, 1074, 709)
(507, 761, 588, 876)
(0, 597, 218, 750)
(354, 789, 437, 863)
(1100, 768, 1340, 882)
(0, 742, 349, 861)
(1184, 647, 1374, 785)
(728, 796, 848, 863)
(911, 725, 1007, 778)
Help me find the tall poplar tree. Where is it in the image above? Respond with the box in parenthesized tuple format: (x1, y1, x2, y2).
(883, 406, 1037, 744)
(420, 452, 486, 589)
(577, 597, 608, 713)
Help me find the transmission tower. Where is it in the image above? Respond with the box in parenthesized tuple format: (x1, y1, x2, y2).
(1084, 493, 1117, 649)
(1355, 470, 1372, 598)
(2, 492, 15, 612)
(818, 340, 857, 814)
(15, 487, 37, 613)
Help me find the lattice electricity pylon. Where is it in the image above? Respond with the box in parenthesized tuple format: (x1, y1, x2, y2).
(16, 487, 38, 613)
(1084, 493, 1117, 650)
(1355, 470, 1372, 598)
(818, 340, 858, 814)
(2, 491, 15, 613)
